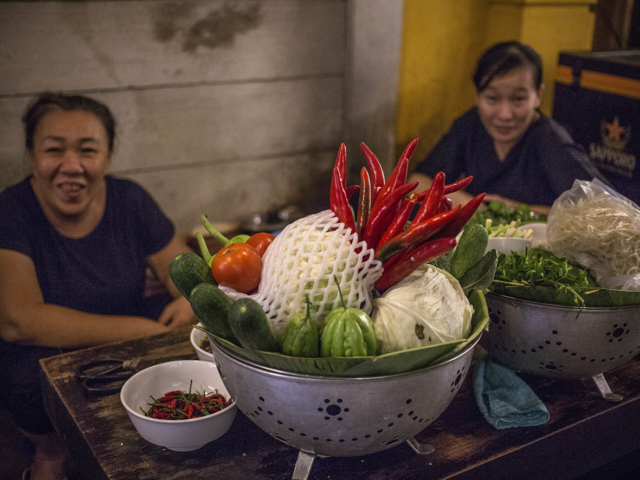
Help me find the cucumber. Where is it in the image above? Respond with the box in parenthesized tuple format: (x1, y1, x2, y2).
(169, 252, 217, 300)
(450, 224, 489, 280)
(227, 298, 279, 352)
(189, 283, 237, 344)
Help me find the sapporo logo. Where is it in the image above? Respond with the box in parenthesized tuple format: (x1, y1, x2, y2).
(589, 116, 636, 179)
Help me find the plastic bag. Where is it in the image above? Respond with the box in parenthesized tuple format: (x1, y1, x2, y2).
(547, 179, 640, 290)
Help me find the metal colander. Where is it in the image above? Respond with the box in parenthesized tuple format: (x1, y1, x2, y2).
(481, 293, 640, 400)
(209, 335, 480, 459)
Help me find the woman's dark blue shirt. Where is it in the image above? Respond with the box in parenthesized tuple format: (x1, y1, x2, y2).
(413, 108, 605, 205)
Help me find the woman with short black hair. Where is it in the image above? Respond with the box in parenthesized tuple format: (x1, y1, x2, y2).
(0, 92, 196, 480)
(410, 41, 606, 214)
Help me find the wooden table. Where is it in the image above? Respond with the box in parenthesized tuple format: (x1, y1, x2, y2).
(41, 327, 640, 480)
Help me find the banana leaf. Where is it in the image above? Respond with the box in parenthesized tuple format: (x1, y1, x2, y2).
(489, 282, 640, 308)
(202, 290, 490, 377)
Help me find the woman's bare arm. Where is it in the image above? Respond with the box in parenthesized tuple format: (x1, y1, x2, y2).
(147, 233, 198, 328)
(0, 249, 168, 348)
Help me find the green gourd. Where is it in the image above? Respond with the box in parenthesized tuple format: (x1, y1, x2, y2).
(320, 277, 376, 358)
(281, 296, 319, 357)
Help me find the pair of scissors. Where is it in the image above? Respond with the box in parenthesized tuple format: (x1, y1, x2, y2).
(76, 357, 142, 395)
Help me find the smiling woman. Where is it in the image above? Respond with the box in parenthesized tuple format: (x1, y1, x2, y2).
(0, 93, 197, 480)
(409, 41, 609, 214)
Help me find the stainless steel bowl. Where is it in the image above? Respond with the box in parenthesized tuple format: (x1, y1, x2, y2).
(209, 335, 481, 458)
(481, 293, 640, 384)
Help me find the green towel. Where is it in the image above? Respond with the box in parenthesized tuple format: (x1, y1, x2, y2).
(473, 355, 550, 429)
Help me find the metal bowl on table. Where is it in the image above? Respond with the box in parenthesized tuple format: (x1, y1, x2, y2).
(209, 334, 481, 479)
(481, 293, 640, 401)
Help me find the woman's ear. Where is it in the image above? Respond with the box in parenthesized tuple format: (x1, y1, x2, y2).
(535, 83, 545, 108)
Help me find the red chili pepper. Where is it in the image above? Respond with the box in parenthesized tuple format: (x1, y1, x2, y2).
(375, 206, 461, 263)
(362, 180, 418, 251)
(375, 237, 457, 290)
(376, 195, 417, 250)
(400, 138, 419, 162)
(360, 142, 385, 202)
(372, 138, 418, 211)
(435, 193, 486, 239)
(374, 157, 406, 210)
(438, 196, 453, 213)
(357, 168, 372, 239)
(413, 171, 445, 224)
(331, 167, 356, 232)
(346, 185, 360, 201)
(157, 395, 175, 403)
(187, 405, 194, 418)
(415, 175, 474, 201)
(335, 143, 347, 188)
(329, 143, 347, 212)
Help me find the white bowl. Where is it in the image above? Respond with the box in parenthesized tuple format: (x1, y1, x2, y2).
(519, 222, 548, 249)
(120, 360, 237, 452)
(486, 237, 532, 256)
(191, 324, 215, 362)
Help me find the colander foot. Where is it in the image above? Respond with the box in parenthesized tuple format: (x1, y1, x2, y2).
(292, 450, 316, 480)
(407, 437, 435, 455)
(592, 373, 623, 402)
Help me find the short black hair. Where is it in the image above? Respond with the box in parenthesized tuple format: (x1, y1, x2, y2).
(473, 41, 543, 93)
(22, 92, 116, 152)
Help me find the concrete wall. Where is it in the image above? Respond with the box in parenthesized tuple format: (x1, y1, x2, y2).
(0, 0, 404, 234)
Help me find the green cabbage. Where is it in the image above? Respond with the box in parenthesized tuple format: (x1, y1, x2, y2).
(372, 265, 473, 354)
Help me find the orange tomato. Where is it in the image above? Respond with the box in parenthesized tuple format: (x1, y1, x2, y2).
(211, 243, 262, 293)
(245, 232, 275, 257)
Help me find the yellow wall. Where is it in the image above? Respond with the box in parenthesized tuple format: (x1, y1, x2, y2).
(397, 0, 597, 167)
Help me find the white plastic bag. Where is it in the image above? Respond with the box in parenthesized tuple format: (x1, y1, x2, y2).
(547, 179, 640, 290)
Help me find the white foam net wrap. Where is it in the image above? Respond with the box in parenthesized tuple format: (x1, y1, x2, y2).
(220, 210, 383, 337)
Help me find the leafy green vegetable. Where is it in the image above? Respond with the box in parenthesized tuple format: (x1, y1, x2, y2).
(489, 248, 597, 307)
(459, 249, 498, 294)
(468, 201, 546, 228)
(427, 254, 451, 273)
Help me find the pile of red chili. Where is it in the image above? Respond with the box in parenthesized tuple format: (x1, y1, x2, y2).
(142, 382, 229, 420)
(329, 139, 485, 290)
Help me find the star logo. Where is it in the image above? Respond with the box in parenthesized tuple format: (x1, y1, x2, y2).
(605, 117, 626, 141)
(601, 117, 630, 150)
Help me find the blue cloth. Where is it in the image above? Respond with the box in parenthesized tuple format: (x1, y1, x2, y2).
(473, 355, 550, 429)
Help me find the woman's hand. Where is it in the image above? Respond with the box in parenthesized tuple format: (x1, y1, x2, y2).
(157, 296, 197, 329)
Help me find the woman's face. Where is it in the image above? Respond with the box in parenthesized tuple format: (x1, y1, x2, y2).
(30, 110, 111, 218)
(475, 66, 543, 149)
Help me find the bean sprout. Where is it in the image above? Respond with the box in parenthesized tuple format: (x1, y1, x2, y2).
(547, 190, 640, 290)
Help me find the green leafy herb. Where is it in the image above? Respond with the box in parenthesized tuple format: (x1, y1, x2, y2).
(490, 248, 596, 307)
